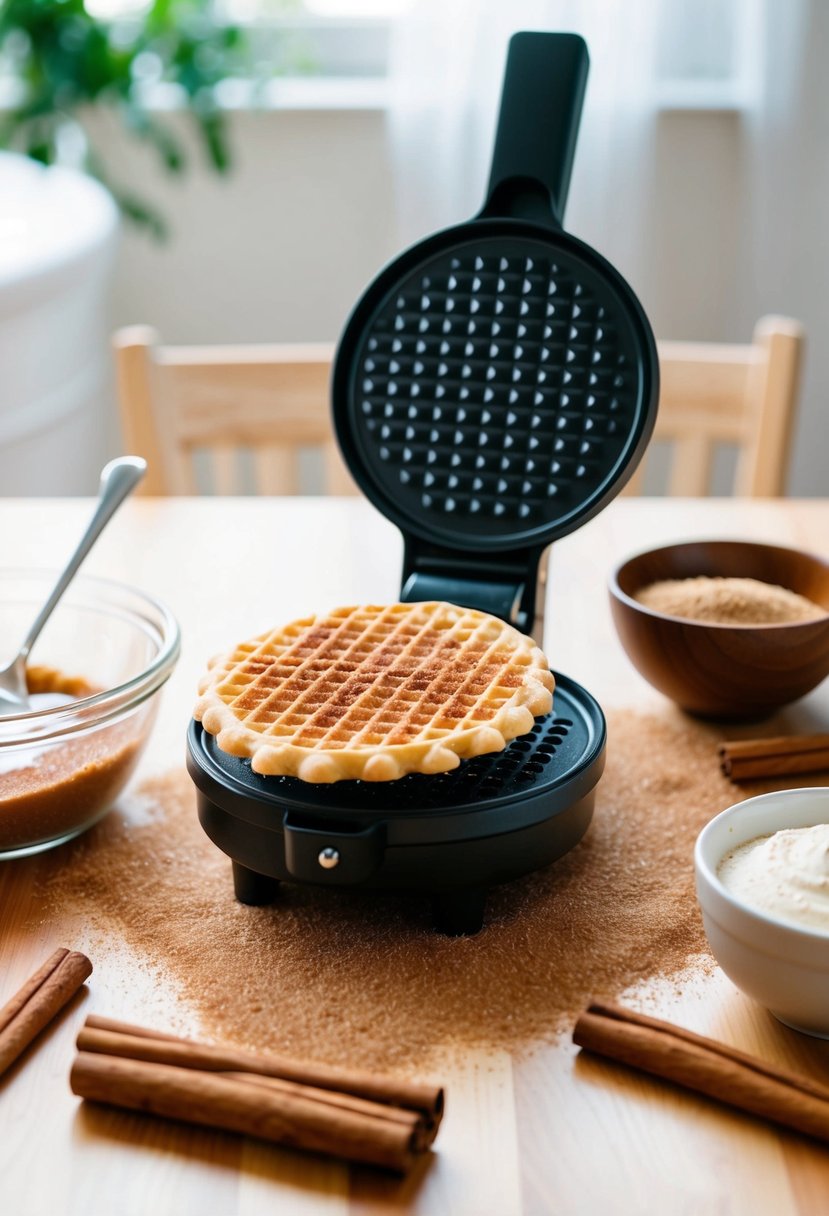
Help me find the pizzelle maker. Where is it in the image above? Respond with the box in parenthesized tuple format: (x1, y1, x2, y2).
(186, 31, 659, 934)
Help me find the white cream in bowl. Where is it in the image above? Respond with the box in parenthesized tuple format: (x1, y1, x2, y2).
(718, 824, 829, 934)
(695, 789, 829, 1038)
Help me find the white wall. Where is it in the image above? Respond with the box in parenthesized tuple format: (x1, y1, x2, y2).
(93, 107, 399, 346)
(89, 95, 825, 495)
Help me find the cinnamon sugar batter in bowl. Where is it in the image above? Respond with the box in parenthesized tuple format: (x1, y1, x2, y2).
(0, 571, 179, 857)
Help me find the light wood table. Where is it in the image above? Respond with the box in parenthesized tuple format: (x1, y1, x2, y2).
(1, 497, 828, 1216)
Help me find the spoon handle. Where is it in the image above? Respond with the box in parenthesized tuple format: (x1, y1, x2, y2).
(17, 456, 147, 666)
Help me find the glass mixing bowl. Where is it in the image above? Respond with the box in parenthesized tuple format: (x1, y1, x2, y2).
(0, 570, 180, 858)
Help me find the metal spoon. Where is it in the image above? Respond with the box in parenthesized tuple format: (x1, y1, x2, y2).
(0, 456, 147, 717)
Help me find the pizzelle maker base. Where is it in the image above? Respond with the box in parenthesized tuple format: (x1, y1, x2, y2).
(189, 675, 603, 935)
(185, 32, 659, 934)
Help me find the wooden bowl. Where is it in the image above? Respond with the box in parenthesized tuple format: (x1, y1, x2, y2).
(609, 540, 829, 718)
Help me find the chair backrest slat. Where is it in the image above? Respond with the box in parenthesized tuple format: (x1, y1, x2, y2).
(626, 315, 805, 497)
(667, 435, 714, 497)
(252, 446, 298, 496)
(114, 328, 355, 496)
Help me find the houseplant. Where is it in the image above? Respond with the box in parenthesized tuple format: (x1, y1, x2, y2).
(0, 0, 250, 236)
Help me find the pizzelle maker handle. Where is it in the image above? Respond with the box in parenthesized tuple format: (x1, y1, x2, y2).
(480, 31, 589, 227)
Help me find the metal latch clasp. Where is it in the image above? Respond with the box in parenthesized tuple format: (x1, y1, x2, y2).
(283, 814, 386, 885)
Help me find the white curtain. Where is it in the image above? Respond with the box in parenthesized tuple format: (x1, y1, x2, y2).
(387, 0, 661, 296)
(734, 0, 827, 493)
(735, 0, 812, 329)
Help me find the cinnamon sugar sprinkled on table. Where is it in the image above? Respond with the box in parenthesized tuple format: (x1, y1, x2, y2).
(43, 708, 760, 1071)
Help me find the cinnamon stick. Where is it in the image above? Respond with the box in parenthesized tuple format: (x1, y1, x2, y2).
(70, 1051, 420, 1172)
(0, 948, 92, 1077)
(71, 1016, 444, 1170)
(224, 1072, 428, 1148)
(77, 1026, 428, 1147)
(80, 1014, 443, 1131)
(718, 734, 829, 781)
(573, 1002, 829, 1144)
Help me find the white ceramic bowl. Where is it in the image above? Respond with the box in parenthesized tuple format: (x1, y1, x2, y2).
(695, 788, 829, 1038)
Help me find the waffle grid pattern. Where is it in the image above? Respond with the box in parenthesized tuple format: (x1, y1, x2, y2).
(195, 602, 554, 783)
(334, 715, 575, 810)
(352, 239, 640, 535)
(207, 715, 575, 812)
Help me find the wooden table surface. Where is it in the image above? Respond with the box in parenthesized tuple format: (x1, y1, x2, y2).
(1, 496, 828, 1216)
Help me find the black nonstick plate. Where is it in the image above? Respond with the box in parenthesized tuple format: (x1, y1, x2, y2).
(332, 32, 658, 628)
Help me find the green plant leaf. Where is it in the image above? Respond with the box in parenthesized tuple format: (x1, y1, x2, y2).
(0, 0, 257, 234)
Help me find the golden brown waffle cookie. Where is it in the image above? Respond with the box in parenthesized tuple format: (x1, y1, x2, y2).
(195, 601, 554, 783)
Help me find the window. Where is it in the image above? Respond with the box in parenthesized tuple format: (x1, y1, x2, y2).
(654, 0, 762, 110)
(214, 0, 412, 80)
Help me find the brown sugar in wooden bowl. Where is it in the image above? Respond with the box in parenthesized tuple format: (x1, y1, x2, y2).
(608, 540, 829, 719)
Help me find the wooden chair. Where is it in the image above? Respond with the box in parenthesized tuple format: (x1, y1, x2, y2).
(113, 326, 356, 496)
(625, 315, 805, 497)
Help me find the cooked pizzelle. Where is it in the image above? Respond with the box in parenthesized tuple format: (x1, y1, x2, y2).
(195, 601, 554, 783)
